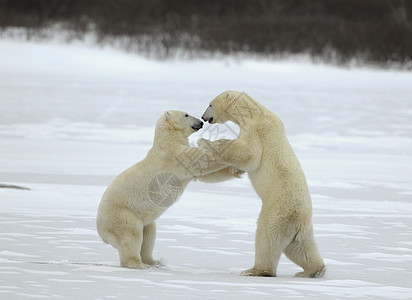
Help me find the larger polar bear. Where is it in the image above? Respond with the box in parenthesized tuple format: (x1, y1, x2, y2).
(200, 91, 326, 278)
(97, 110, 241, 269)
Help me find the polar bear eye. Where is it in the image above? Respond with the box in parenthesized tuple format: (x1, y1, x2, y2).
(184, 114, 189, 117)
(209, 104, 212, 107)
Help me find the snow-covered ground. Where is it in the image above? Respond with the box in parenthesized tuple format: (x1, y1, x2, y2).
(0, 38, 411, 299)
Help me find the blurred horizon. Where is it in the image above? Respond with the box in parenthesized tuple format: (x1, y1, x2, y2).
(0, 0, 411, 67)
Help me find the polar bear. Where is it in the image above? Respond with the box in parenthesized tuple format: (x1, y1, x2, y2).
(97, 110, 241, 269)
(199, 91, 326, 278)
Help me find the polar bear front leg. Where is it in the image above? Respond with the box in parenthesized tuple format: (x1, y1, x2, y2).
(198, 138, 261, 172)
(196, 166, 245, 183)
(174, 145, 229, 178)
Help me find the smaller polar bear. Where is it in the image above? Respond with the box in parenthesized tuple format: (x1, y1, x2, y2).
(97, 110, 241, 269)
(199, 91, 326, 278)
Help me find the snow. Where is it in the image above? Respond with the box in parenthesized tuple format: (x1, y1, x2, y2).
(1, 38, 412, 299)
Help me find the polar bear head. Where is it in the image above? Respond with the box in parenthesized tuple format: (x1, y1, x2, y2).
(160, 110, 203, 136)
(201, 90, 264, 125)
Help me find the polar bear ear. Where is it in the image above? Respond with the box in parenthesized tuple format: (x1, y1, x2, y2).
(164, 111, 171, 120)
(164, 111, 178, 130)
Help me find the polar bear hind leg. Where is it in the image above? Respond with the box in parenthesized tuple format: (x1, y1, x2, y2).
(117, 221, 151, 269)
(141, 222, 161, 266)
(284, 227, 326, 278)
(240, 229, 280, 276)
(241, 214, 291, 277)
(99, 208, 150, 269)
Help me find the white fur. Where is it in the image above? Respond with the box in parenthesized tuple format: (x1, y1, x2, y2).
(96, 110, 242, 269)
(200, 91, 326, 278)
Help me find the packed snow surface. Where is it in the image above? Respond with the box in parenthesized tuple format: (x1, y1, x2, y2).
(0, 39, 411, 299)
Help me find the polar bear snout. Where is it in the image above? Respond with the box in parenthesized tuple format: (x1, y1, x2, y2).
(191, 120, 203, 131)
(201, 105, 215, 124)
(201, 114, 213, 124)
(202, 116, 213, 124)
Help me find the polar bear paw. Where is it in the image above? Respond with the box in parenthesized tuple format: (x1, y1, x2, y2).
(121, 258, 151, 269)
(241, 267, 275, 277)
(228, 166, 245, 178)
(144, 258, 165, 267)
(295, 266, 326, 278)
